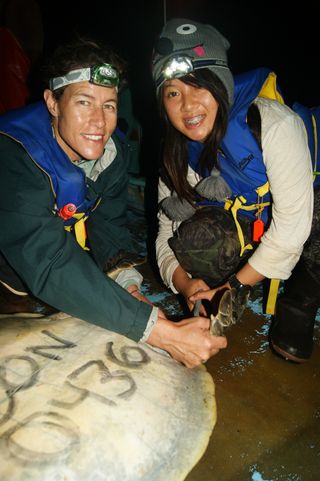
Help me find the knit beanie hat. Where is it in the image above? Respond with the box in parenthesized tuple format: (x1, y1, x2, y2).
(152, 18, 234, 105)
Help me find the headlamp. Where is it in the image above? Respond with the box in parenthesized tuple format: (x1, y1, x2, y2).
(163, 56, 194, 80)
(155, 55, 229, 89)
(49, 63, 120, 91)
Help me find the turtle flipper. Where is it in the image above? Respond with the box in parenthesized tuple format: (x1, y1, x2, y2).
(209, 286, 252, 336)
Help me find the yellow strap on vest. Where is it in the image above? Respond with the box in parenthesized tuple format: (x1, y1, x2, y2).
(74, 216, 89, 250)
(64, 213, 89, 251)
(229, 197, 254, 256)
(224, 192, 270, 257)
(265, 278, 281, 314)
(256, 181, 269, 197)
(258, 72, 285, 105)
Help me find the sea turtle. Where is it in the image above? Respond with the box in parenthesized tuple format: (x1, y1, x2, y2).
(0, 313, 216, 481)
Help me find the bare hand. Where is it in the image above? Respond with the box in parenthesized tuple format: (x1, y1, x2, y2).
(189, 285, 227, 304)
(179, 278, 210, 312)
(146, 316, 227, 368)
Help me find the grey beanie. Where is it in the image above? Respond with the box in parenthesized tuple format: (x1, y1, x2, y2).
(152, 18, 234, 105)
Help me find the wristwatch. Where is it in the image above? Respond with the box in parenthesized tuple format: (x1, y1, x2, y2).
(228, 273, 251, 290)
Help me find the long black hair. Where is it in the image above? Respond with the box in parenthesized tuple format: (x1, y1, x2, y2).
(158, 68, 230, 203)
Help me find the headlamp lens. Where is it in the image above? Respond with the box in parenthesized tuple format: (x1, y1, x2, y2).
(163, 56, 194, 80)
(90, 64, 119, 87)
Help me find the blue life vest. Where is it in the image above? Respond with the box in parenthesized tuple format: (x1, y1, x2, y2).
(0, 101, 99, 230)
(189, 68, 320, 221)
(188, 68, 280, 225)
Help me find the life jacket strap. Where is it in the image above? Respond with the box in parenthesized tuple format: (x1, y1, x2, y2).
(224, 194, 270, 257)
(225, 192, 280, 314)
(265, 278, 281, 315)
(64, 213, 89, 251)
(224, 196, 253, 256)
(258, 71, 285, 104)
(256, 181, 269, 197)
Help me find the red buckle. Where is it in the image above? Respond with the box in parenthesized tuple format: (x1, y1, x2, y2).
(58, 203, 77, 220)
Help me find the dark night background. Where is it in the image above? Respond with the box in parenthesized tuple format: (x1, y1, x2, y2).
(38, 0, 318, 105)
(37, 0, 318, 243)
(37, 0, 318, 162)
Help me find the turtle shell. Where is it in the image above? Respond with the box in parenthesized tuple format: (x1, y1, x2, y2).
(169, 205, 253, 286)
(0, 313, 216, 481)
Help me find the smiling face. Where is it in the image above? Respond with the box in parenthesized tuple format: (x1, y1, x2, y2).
(162, 78, 219, 142)
(44, 81, 118, 162)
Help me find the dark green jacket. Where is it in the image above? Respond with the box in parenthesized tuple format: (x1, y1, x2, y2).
(0, 122, 152, 341)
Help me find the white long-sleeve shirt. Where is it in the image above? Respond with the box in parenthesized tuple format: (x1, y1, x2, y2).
(156, 98, 314, 293)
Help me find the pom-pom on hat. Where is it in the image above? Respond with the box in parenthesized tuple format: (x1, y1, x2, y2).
(152, 18, 234, 105)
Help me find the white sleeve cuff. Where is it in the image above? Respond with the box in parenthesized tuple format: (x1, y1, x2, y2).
(139, 306, 158, 342)
(114, 267, 143, 289)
